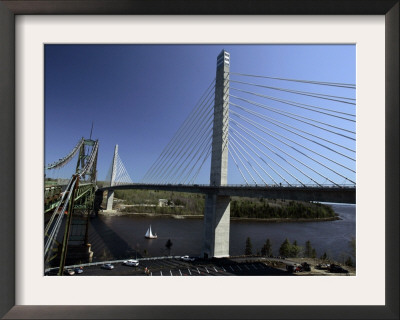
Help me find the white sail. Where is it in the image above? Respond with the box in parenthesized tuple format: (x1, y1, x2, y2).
(145, 225, 151, 237)
(145, 225, 157, 238)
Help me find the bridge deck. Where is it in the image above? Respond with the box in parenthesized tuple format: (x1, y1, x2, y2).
(100, 184, 356, 204)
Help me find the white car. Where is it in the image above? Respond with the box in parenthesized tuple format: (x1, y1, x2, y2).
(180, 255, 195, 262)
(123, 259, 139, 267)
(64, 269, 75, 276)
(101, 263, 114, 270)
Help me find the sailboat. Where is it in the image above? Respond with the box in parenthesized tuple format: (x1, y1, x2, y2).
(145, 225, 157, 239)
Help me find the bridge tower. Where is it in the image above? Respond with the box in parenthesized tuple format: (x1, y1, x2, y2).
(106, 144, 118, 211)
(203, 50, 231, 258)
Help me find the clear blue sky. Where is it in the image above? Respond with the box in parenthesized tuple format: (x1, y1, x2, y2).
(45, 44, 355, 185)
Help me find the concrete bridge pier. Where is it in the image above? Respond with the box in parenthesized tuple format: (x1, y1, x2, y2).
(106, 190, 114, 211)
(203, 194, 230, 258)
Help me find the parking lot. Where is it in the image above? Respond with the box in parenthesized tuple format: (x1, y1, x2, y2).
(46, 256, 355, 276)
(46, 257, 291, 276)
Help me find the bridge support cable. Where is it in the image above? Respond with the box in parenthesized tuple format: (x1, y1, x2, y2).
(45, 191, 73, 260)
(230, 87, 356, 120)
(230, 104, 356, 168)
(44, 177, 74, 236)
(230, 95, 356, 137)
(105, 144, 132, 211)
(230, 109, 356, 183)
(111, 150, 133, 186)
(230, 139, 259, 184)
(57, 176, 79, 275)
(172, 129, 213, 184)
(231, 126, 301, 186)
(178, 137, 212, 184)
(232, 119, 326, 186)
(229, 101, 356, 157)
(188, 144, 213, 184)
(231, 111, 355, 185)
(142, 79, 216, 183)
(158, 108, 214, 184)
(45, 137, 85, 170)
(228, 72, 356, 89)
(229, 79, 356, 105)
(230, 128, 294, 186)
(142, 80, 214, 182)
(144, 87, 215, 184)
(225, 70, 356, 186)
(186, 99, 230, 185)
(108, 144, 118, 188)
(229, 139, 258, 185)
(231, 119, 327, 187)
(229, 134, 272, 185)
(229, 92, 356, 154)
(231, 115, 355, 186)
(152, 102, 213, 184)
(179, 102, 230, 184)
(160, 122, 212, 184)
(218, 68, 356, 188)
(229, 141, 250, 185)
(114, 155, 133, 185)
(44, 178, 78, 259)
(230, 98, 356, 155)
(143, 89, 215, 183)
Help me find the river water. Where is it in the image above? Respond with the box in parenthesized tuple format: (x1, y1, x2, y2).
(87, 203, 355, 263)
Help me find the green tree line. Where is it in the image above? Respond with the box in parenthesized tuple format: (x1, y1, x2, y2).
(244, 237, 355, 267)
(231, 199, 336, 219)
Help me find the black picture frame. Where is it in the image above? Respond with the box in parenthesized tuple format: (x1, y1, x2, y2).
(0, 1, 398, 319)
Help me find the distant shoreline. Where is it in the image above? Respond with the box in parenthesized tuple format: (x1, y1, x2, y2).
(99, 210, 340, 222)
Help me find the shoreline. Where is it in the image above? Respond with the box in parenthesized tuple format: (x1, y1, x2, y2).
(99, 210, 340, 222)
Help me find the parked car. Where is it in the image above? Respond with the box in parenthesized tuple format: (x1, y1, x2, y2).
(294, 265, 303, 272)
(301, 262, 311, 271)
(286, 265, 294, 272)
(64, 269, 75, 276)
(330, 264, 349, 273)
(74, 267, 83, 274)
(181, 255, 195, 262)
(101, 263, 114, 270)
(316, 263, 329, 270)
(123, 259, 139, 267)
(286, 263, 302, 273)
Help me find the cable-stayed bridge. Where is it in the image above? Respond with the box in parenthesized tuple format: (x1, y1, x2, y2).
(45, 50, 356, 266)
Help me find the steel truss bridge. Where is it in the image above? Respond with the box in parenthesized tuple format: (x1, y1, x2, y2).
(44, 138, 99, 275)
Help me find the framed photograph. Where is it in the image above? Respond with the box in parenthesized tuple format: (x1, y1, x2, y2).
(1, 1, 398, 319)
